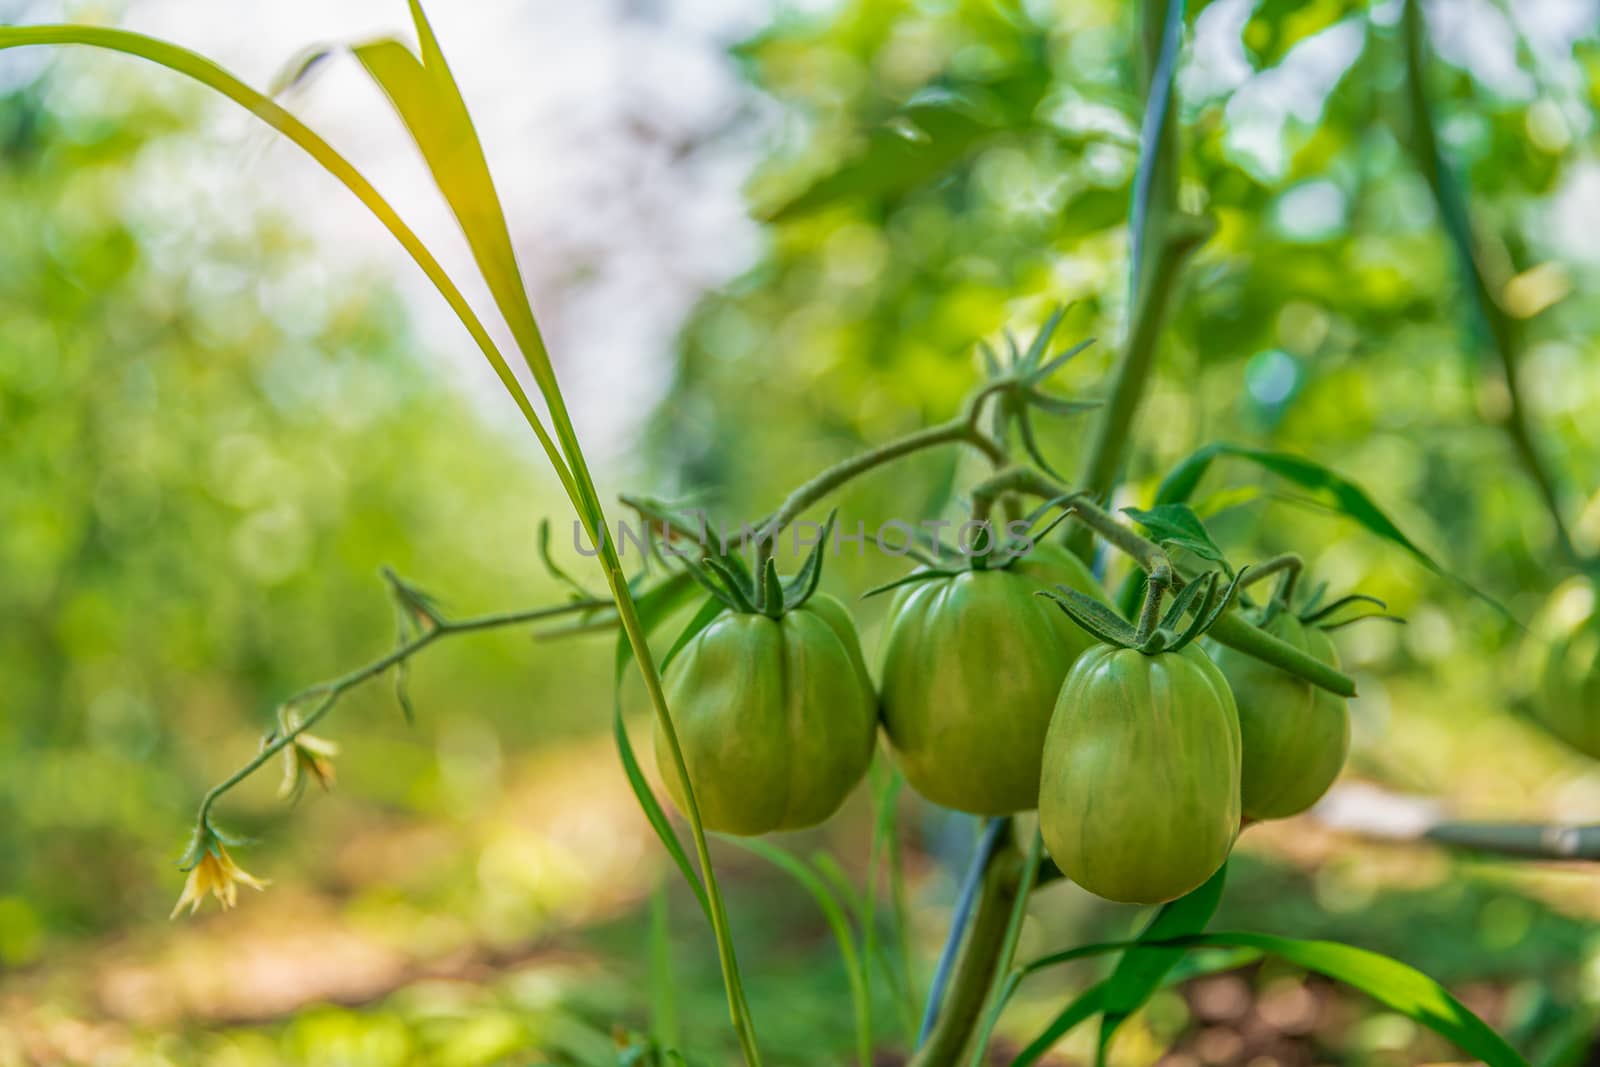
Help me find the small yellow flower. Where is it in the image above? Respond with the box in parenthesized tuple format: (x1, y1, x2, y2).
(170, 841, 269, 919)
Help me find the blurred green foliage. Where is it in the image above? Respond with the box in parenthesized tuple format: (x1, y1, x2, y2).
(0, 56, 607, 948)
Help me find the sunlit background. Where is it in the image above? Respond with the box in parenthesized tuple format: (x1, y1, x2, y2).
(5, 0, 1600, 1063)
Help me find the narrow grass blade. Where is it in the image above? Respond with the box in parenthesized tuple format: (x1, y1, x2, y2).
(0, 26, 579, 510)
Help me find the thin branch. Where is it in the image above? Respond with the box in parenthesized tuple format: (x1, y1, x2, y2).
(194, 590, 610, 828)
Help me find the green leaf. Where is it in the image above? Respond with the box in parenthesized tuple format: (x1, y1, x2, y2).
(760, 71, 1047, 222)
(1155, 443, 1513, 620)
(1012, 943, 1261, 1067)
(733, 840, 873, 1067)
(1005, 932, 1529, 1067)
(1011, 982, 1109, 1067)
(353, 4, 617, 544)
(1185, 933, 1529, 1067)
(1056, 184, 1132, 242)
(0, 25, 583, 518)
(1094, 865, 1227, 1064)
(1123, 503, 1226, 565)
(649, 884, 680, 1051)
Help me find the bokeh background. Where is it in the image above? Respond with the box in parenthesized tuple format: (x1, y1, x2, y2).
(4, 0, 1600, 1063)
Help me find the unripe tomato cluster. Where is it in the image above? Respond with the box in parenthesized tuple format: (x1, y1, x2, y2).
(654, 550, 1351, 905)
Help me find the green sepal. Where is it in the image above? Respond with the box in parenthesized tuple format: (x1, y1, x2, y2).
(1174, 566, 1249, 651)
(1319, 611, 1406, 632)
(862, 568, 966, 599)
(679, 553, 755, 614)
(179, 820, 250, 871)
(390, 596, 420, 725)
(979, 339, 1003, 379)
(1159, 571, 1216, 636)
(704, 557, 758, 614)
(1021, 386, 1100, 416)
(761, 557, 784, 618)
(1016, 403, 1065, 481)
(1027, 336, 1096, 385)
(176, 824, 211, 870)
(382, 565, 445, 626)
(1038, 586, 1140, 648)
(538, 517, 596, 600)
(990, 508, 1074, 571)
(1298, 580, 1330, 617)
(1018, 304, 1066, 373)
(1301, 593, 1387, 626)
(781, 511, 836, 612)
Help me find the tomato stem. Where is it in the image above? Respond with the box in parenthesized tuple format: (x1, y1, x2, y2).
(971, 467, 1357, 697)
(910, 824, 1025, 1067)
(1068, 0, 1204, 563)
(1135, 559, 1173, 646)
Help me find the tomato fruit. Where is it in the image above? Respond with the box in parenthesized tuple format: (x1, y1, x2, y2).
(1039, 643, 1241, 904)
(879, 543, 1106, 815)
(1210, 612, 1349, 820)
(1535, 613, 1600, 758)
(653, 592, 877, 835)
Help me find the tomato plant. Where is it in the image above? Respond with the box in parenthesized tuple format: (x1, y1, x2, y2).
(7, 1, 1594, 1065)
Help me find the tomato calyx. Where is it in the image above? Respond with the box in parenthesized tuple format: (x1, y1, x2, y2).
(679, 511, 835, 619)
(862, 499, 1088, 600)
(1290, 585, 1405, 632)
(1041, 565, 1248, 655)
(975, 308, 1102, 481)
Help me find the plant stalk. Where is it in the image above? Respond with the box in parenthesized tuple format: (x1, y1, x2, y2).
(1070, 0, 1198, 560)
(961, 830, 1046, 1067)
(910, 837, 1025, 1067)
(194, 594, 608, 827)
(754, 401, 1007, 568)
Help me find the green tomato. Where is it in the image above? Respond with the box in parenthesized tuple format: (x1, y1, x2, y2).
(1040, 643, 1241, 904)
(879, 543, 1105, 815)
(1210, 614, 1350, 820)
(1535, 614, 1600, 758)
(653, 593, 877, 836)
